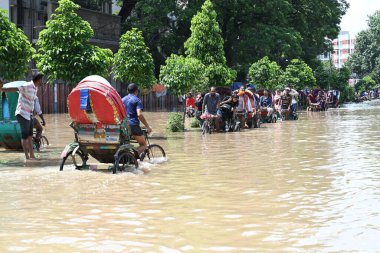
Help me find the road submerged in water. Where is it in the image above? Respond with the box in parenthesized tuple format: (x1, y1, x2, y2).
(1, 101, 380, 252)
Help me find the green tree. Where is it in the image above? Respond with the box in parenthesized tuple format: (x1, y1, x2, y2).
(313, 61, 351, 90)
(34, 0, 113, 85)
(184, 0, 236, 86)
(348, 11, 380, 82)
(0, 10, 35, 81)
(122, 0, 348, 78)
(288, 0, 349, 67)
(113, 28, 156, 89)
(160, 55, 206, 95)
(281, 59, 316, 90)
(248, 56, 283, 90)
(355, 75, 377, 93)
(73, 0, 111, 11)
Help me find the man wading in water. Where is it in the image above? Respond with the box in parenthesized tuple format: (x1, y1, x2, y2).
(0, 73, 44, 160)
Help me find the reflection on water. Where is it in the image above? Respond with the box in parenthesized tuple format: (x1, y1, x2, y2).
(1, 101, 380, 252)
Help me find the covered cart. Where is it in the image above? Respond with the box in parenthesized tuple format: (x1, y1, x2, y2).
(0, 89, 22, 149)
(60, 75, 165, 174)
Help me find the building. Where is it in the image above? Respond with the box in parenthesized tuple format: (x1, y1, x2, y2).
(5, 0, 121, 114)
(319, 31, 356, 68)
(8, 0, 120, 52)
(332, 31, 355, 68)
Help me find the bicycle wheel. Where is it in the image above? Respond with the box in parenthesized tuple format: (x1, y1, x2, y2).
(141, 144, 166, 163)
(40, 136, 49, 147)
(60, 150, 87, 171)
(202, 121, 209, 135)
(32, 137, 41, 152)
(113, 151, 138, 174)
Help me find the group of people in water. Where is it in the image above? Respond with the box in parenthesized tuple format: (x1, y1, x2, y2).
(185, 85, 300, 133)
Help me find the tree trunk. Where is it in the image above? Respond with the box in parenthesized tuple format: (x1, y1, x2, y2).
(118, 0, 138, 23)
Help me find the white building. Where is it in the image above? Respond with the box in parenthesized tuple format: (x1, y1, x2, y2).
(332, 31, 355, 68)
(319, 31, 356, 68)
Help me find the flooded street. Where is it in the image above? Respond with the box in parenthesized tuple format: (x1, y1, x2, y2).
(1, 101, 380, 252)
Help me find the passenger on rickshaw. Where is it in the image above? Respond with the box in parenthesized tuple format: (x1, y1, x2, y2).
(289, 88, 299, 114)
(185, 92, 195, 117)
(236, 86, 254, 128)
(122, 83, 152, 155)
(280, 87, 292, 120)
(317, 91, 326, 110)
(273, 89, 282, 114)
(259, 90, 273, 117)
(219, 94, 239, 131)
(195, 92, 205, 127)
(307, 91, 320, 111)
(202, 87, 221, 132)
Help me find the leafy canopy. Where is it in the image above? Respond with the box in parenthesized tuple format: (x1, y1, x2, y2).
(347, 10, 380, 82)
(113, 28, 156, 89)
(34, 0, 113, 85)
(122, 0, 348, 78)
(281, 59, 316, 90)
(160, 55, 207, 95)
(184, 0, 236, 87)
(248, 57, 283, 90)
(0, 9, 35, 81)
(314, 60, 351, 90)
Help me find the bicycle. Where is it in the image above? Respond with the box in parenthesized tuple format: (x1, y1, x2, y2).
(201, 114, 215, 135)
(32, 129, 49, 152)
(128, 128, 166, 164)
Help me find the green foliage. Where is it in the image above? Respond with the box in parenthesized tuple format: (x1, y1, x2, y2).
(160, 55, 207, 95)
(341, 85, 355, 102)
(73, 0, 111, 11)
(166, 112, 184, 132)
(122, 0, 348, 77)
(355, 76, 377, 93)
(248, 57, 283, 90)
(184, 0, 236, 86)
(281, 59, 316, 90)
(314, 61, 351, 91)
(122, 0, 179, 74)
(34, 0, 113, 85)
(185, 0, 225, 65)
(190, 118, 199, 128)
(0, 9, 35, 81)
(347, 11, 380, 82)
(113, 28, 156, 89)
(204, 63, 236, 87)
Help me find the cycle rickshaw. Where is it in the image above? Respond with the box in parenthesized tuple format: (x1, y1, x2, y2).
(59, 75, 166, 174)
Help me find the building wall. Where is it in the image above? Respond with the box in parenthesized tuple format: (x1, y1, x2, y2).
(332, 31, 355, 68)
(9, 0, 120, 52)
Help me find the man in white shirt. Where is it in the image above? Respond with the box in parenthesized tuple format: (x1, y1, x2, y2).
(0, 73, 44, 160)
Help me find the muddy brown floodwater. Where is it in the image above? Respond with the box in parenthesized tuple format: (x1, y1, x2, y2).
(1, 101, 380, 252)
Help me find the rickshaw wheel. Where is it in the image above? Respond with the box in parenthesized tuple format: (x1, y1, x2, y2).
(40, 136, 49, 147)
(114, 151, 138, 174)
(140, 144, 166, 162)
(60, 150, 87, 171)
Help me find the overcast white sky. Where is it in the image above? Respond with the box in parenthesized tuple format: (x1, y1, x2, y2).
(340, 0, 380, 36)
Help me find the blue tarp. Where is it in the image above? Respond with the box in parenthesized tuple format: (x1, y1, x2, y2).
(231, 82, 256, 91)
(2, 95, 10, 120)
(80, 88, 89, 110)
